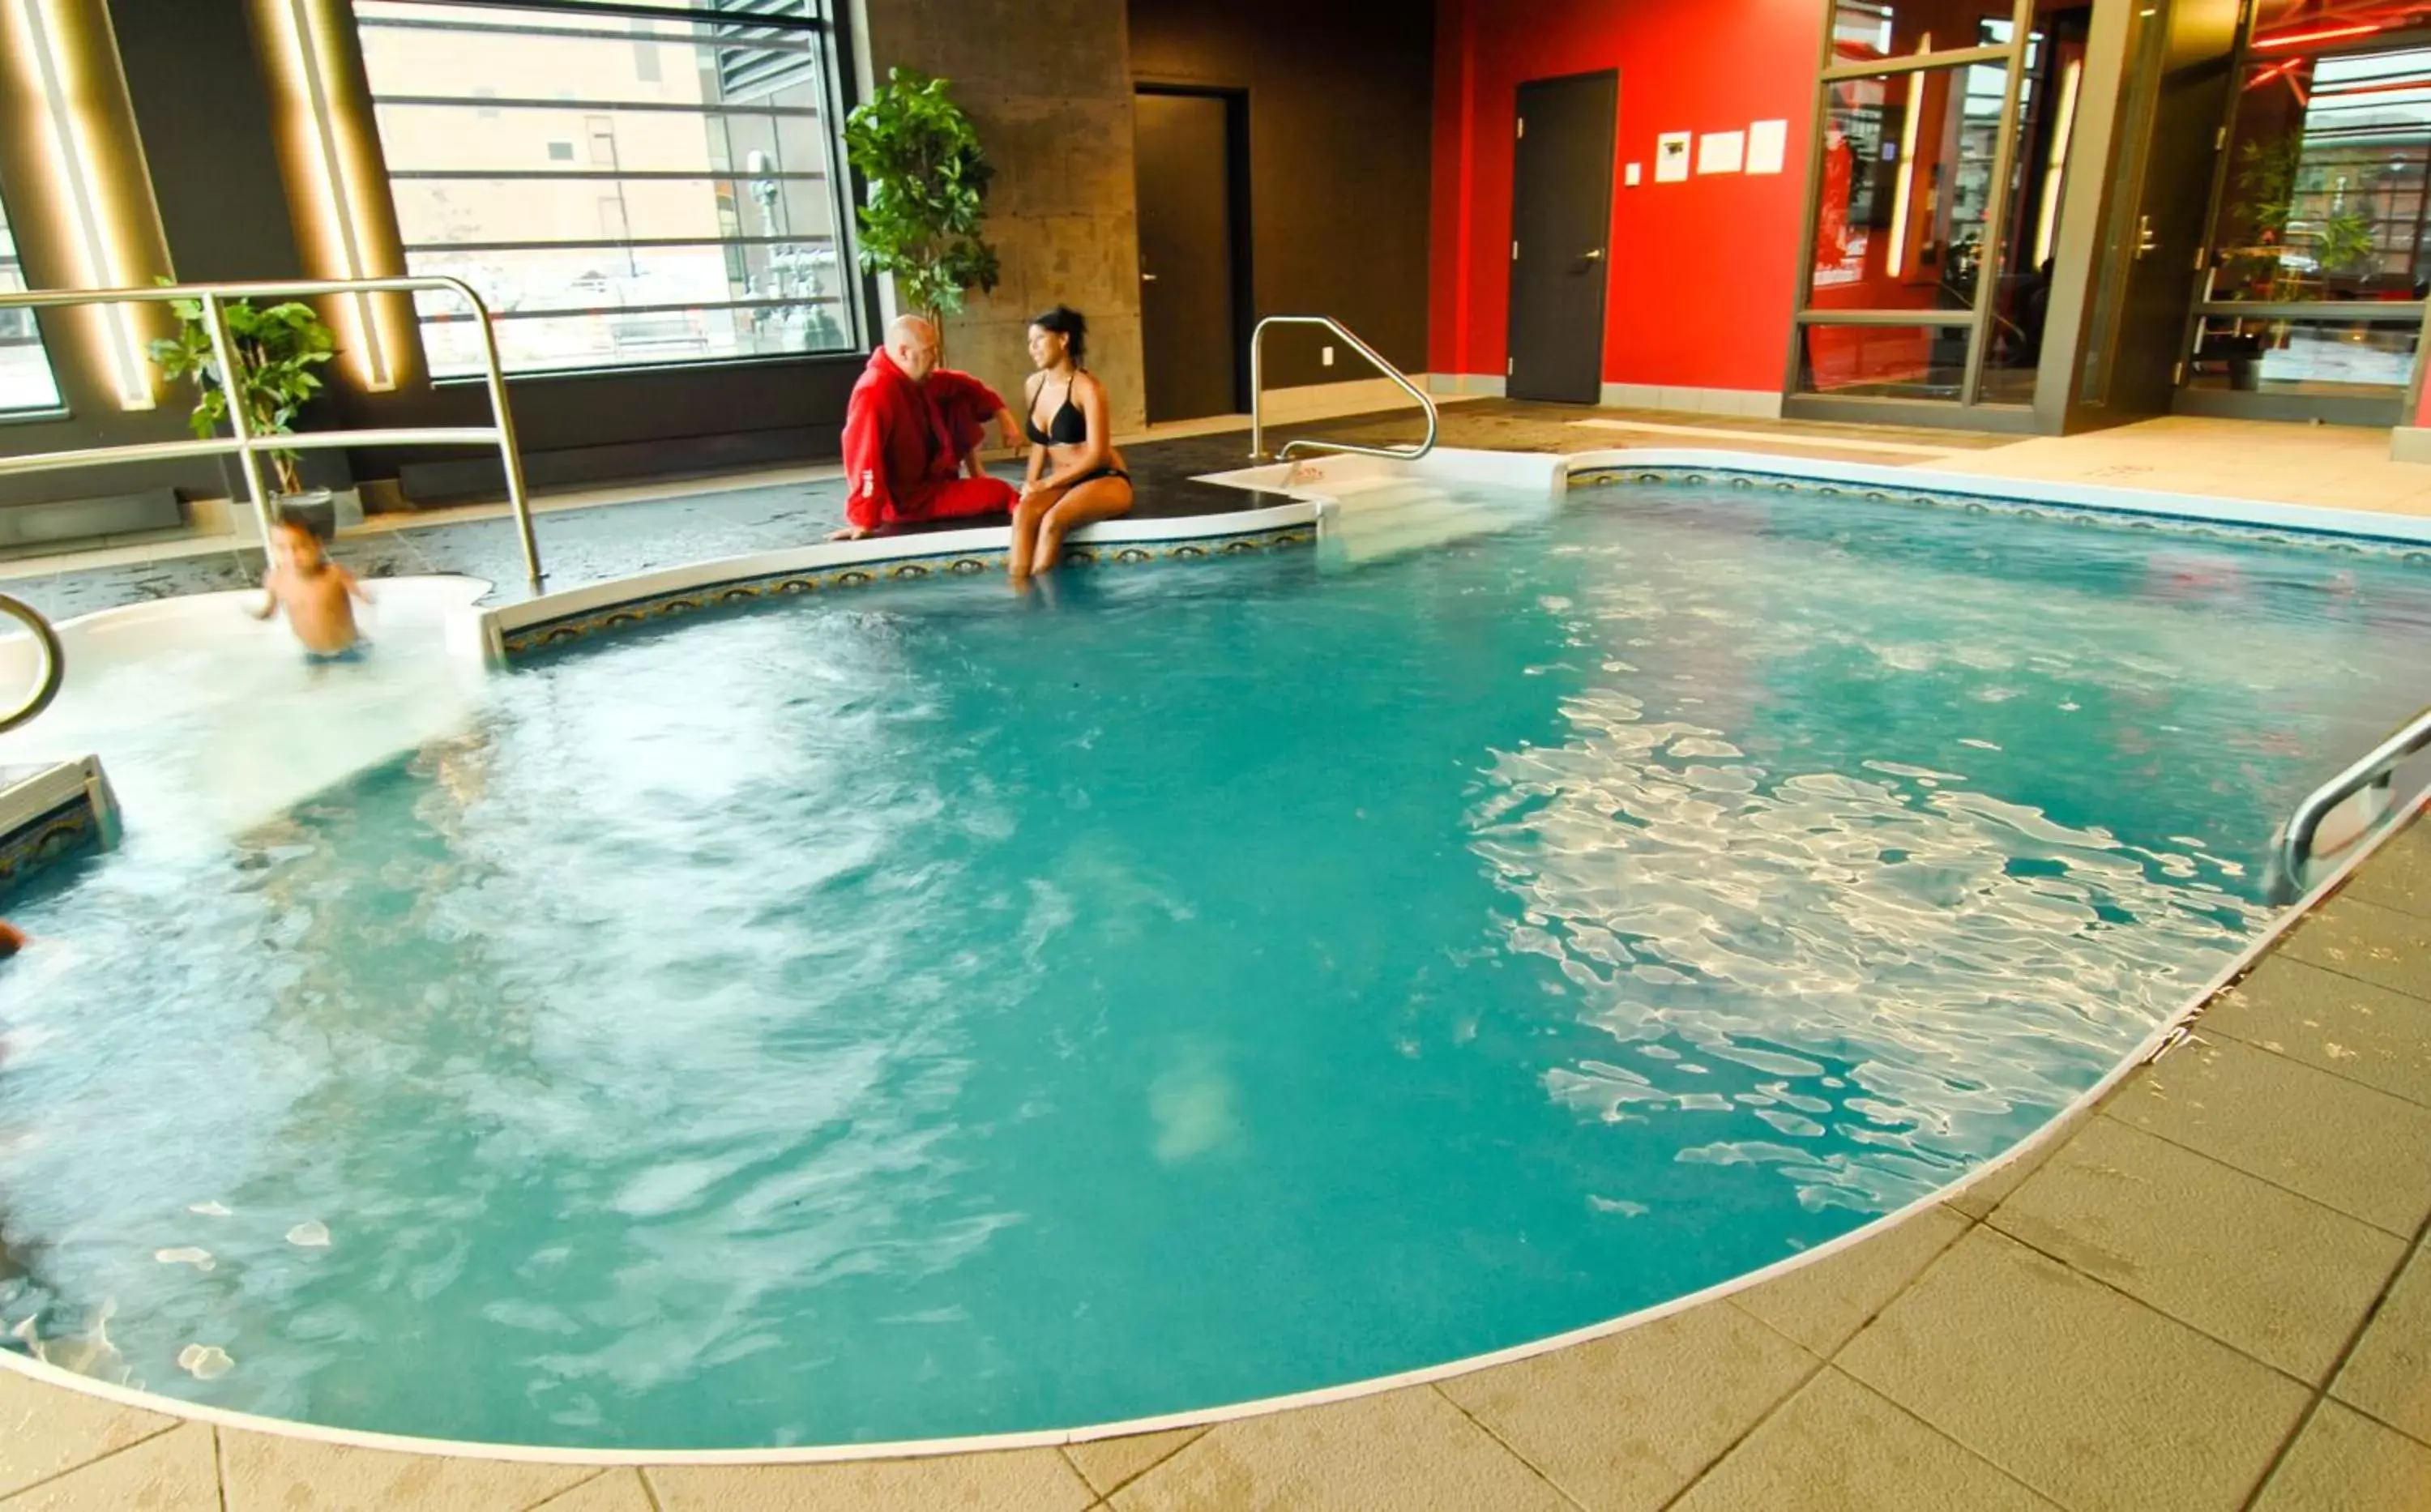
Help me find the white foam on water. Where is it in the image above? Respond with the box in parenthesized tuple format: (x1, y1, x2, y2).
(0, 577, 494, 845)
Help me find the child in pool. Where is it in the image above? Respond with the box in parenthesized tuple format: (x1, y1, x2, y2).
(251, 516, 369, 660)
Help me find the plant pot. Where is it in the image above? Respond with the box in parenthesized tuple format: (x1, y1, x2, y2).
(276, 489, 336, 539)
(271, 488, 365, 540)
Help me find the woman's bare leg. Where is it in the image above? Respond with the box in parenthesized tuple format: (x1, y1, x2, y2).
(1007, 484, 1067, 580)
(1034, 478, 1135, 573)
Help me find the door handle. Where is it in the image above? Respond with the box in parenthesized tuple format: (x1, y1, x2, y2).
(1583, 249, 1604, 260)
(1141, 272, 1159, 281)
(2136, 216, 2159, 258)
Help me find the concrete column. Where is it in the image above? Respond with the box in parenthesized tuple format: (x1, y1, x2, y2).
(853, 0, 1147, 432)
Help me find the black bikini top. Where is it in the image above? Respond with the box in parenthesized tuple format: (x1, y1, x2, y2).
(1025, 374, 1088, 446)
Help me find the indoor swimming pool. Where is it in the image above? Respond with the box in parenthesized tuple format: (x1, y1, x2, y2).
(2, 474, 2429, 1451)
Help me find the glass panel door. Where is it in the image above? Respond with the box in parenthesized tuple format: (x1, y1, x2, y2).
(2185, 25, 2431, 418)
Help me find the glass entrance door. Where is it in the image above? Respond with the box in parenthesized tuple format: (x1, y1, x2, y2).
(2181, 7, 2431, 424)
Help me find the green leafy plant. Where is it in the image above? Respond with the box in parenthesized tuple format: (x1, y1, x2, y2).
(2224, 137, 2305, 300)
(843, 67, 1001, 328)
(147, 292, 335, 497)
(2312, 206, 2379, 279)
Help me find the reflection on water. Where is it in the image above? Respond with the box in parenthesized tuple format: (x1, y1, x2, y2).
(2, 491, 2428, 1448)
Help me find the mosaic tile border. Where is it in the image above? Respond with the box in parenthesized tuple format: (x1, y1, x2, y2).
(0, 794, 101, 896)
(498, 525, 1318, 658)
(1576, 464, 2431, 562)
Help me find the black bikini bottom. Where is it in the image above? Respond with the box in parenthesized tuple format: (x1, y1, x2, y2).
(1068, 467, 1130, 487)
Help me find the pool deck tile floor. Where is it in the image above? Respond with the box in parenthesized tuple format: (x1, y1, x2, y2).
(7, 407, 2431, 1507)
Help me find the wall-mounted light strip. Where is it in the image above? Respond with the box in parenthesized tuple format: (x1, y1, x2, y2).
(2034, 58, 2083, 266)
(10, 0, 154, 409)
(1887, 36, 1931, 280)
(2254, 22, 2384, 49)
(267, 0, 395, 390)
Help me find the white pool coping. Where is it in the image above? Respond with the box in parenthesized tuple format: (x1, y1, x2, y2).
(6, 446, 2428, 1466)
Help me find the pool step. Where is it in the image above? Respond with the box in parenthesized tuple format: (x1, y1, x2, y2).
(1316, 479, 1553, 567)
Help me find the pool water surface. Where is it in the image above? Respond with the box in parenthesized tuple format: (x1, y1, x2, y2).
(2, 481, 2427, 1449)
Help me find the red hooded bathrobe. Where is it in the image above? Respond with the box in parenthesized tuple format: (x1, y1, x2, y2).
(840, 349, 1018, 533)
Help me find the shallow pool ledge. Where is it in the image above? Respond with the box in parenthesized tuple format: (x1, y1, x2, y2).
(481, 501, 1320, 660)
(6, 797, 2428, 1505)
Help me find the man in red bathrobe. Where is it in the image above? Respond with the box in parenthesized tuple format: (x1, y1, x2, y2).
(831, 316, 1019, 539)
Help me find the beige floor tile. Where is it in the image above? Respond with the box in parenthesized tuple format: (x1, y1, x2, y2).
(1838, 1226, 2310, 1511)
(0, 1420, 217, 1512)
(0, 1369, 179, 1500)
(2251, 1401, 2431, 1512)
(1108, 1385, 1574, 1512)
(1944, 1106, 2097, 1222)
(1063, 1429, 1207, 1497)
(530, 1469, 656, 1512)
(1668, 1368, 2057, 1512)
(1728, 1209, 1973, 1361)
(217, 1430, 596, 1512)
(2341, 825, 2431, 920)
(2202, 955, 2431, 1108)
(2284, 895, 2431, 1001)
(2335, 1244, 2431, 1443)
(647, 1448, 1094, 1512)
(1989, 1115, 2406, 1382)
(2107, 1035, 2431, 1237)
(1433, 1305, 1817, 1510)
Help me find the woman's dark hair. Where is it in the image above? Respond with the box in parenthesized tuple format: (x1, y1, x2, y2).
(1030, 305, 1088, 365)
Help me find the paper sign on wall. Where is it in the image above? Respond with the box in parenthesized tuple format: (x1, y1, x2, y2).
(1655, 132, 1690, 183)
(1698, 130, 1745, 175)
(1746, 119, 1789, 176)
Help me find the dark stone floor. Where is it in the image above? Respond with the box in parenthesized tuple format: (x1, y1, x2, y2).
(3, 399, 2014, 621)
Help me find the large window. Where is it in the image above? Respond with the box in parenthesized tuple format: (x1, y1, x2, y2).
(1793, 1, 2091, 409)
(0, 186, 64, 416)
(352, 0, 858, 377)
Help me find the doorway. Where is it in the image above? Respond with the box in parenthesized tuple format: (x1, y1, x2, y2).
(2065, 0, 2241, 422)
(1134, 88, 1250, 424)
(1507, 70, 1617, 404)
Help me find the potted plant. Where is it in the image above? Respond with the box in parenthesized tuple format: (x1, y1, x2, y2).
(843, 67, 1002, 336)
(148, 293, 347, 537)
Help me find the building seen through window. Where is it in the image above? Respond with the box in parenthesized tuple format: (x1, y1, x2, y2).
(352, 0, 857, 377)
(0, 185, 64, 415)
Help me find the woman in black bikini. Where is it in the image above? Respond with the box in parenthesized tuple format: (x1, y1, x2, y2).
(1012, 305, 1133, 580)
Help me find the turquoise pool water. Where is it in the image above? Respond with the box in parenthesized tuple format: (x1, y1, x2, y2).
(4, 481, 2429, 1449)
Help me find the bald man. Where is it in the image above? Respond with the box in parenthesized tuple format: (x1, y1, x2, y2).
(831, 316, 1019, 540)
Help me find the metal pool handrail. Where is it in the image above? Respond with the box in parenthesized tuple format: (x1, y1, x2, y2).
(1249, 315, 1438, 463)
(0, 595, 63, 733)
(0, 277, 541, 583)
(2268, 703, 2431, 904)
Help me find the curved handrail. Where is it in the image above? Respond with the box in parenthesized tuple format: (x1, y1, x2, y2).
(2267, 703, 2431, 904)
(0, 596, 64, 735)
(1250, 316, 1438, 463)
(0, 277, 540, 584)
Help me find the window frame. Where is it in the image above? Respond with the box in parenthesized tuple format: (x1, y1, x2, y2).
(0, 177, 69, 425)
(350, 0, 869, 383)
(1785, 0, 2040, 416)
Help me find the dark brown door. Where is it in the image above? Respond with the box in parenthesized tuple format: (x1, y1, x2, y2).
(1508, 70, 1617, 404)
(2075, 0, 2239, 416)
(1135, 90, 1240, 423)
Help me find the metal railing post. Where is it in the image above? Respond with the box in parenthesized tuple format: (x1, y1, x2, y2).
(461, 282, 541, 583)
(1250, 327, 1268, 461)
(199, 292, 280, 550)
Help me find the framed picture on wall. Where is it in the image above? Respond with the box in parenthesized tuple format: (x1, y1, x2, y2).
(1656, 131, 1690, 183)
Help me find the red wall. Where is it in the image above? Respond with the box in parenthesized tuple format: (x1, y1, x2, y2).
(1429, 0, 1826, 394)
